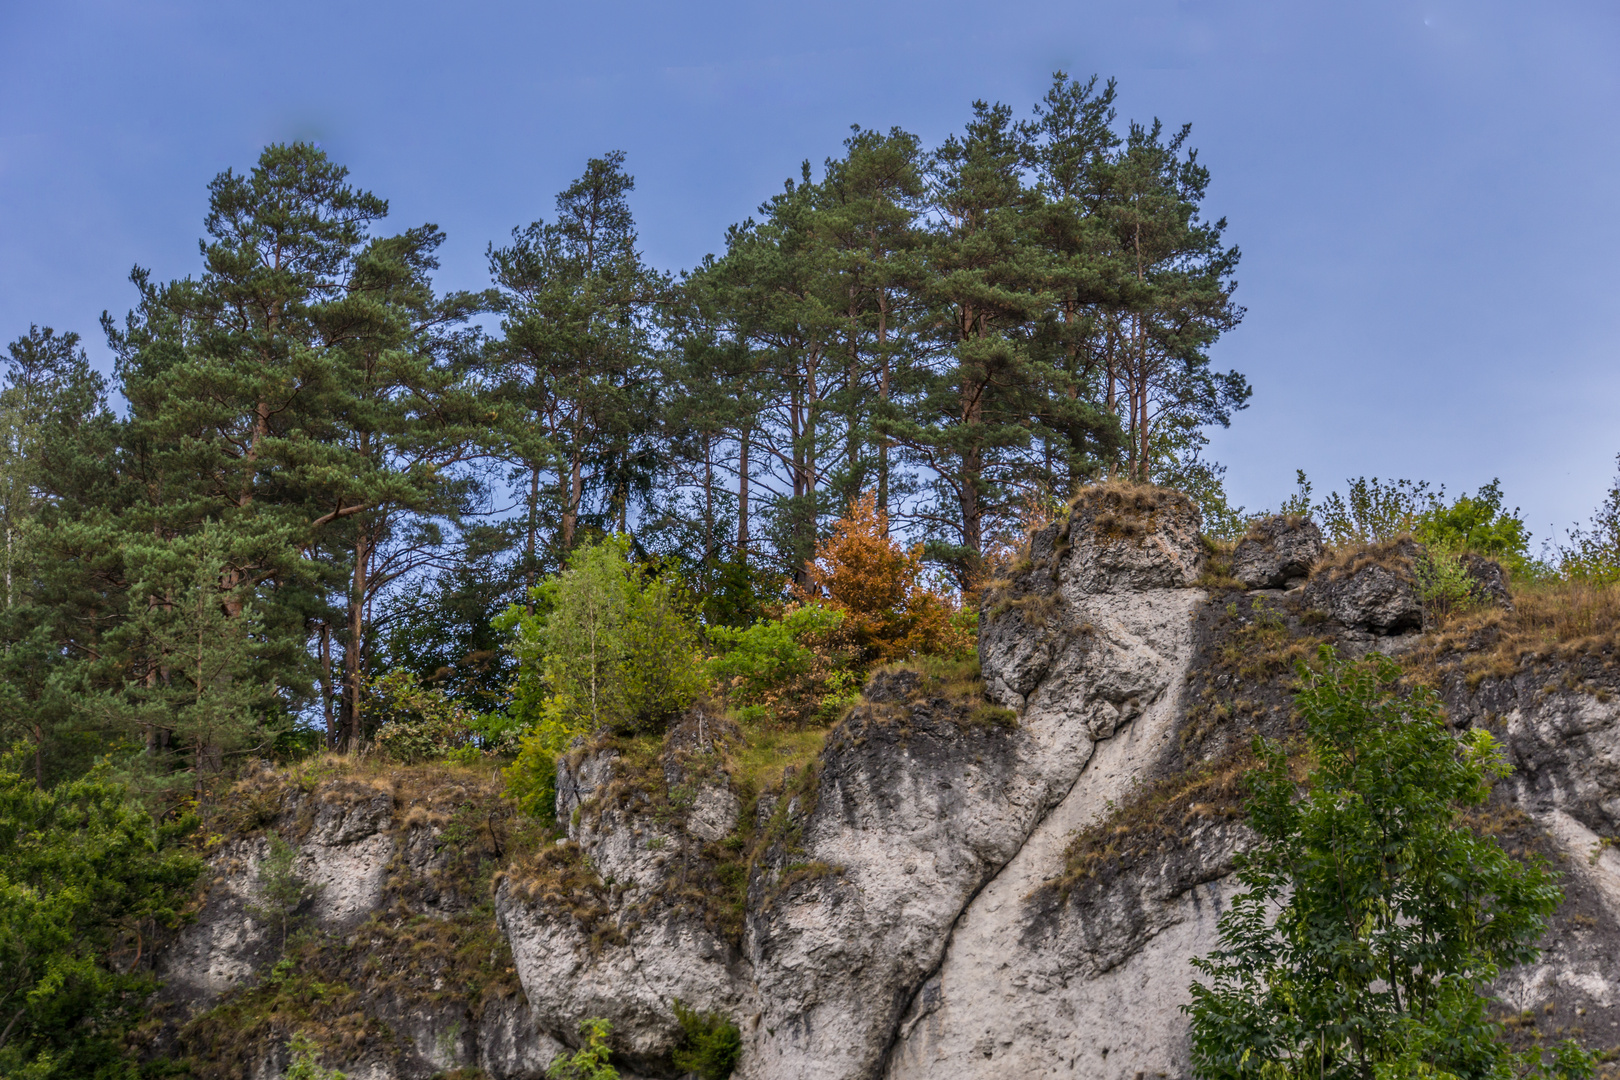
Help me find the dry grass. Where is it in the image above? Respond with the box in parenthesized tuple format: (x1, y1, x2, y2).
(723, 726, 830, 797)
(1407, 576, 1620, 687)
(1215, 597, 1325, 684)
(1310, 535, 1420, 582)
(866, 655, 1019, 728)
(1070, 481, 1191, 541)
(1052, 748, 1275, 896)
(1197, 535, 1244, 591)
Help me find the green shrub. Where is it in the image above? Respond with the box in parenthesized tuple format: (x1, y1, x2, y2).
(1313, 475, 1442, 546)
(1186, 647, 1592, 1080)
(547, 1018, 618, 1080)
(705, 605, 852, 724)
(366, 669, 476, 762)
(498, 537, 706, 738)
(1414, 547, 1481, 626)
(0, 755, 201, 1078)
(1412, 479, 1534, 577)
(1557, 453, 1620, 584)
(672, 1000, 741, 1080)
(249, 834, 316, 957)
(705, 606, 843, 702)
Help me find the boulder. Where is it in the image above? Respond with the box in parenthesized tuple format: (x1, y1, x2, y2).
(1230, 515, 1325, 588)
(1303, 537, 1424, 634)
(1461, 553, 1514, 611)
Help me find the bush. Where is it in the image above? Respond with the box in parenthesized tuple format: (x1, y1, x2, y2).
(1186, 647, 1592, 1080)
(0, 755, 201, 1078)
(1412, 479, 1534, 577)
(672, 1000, 741, 1080)
(1413, 547, 1480, 626)
(795, 492, 972, 665)
(1303, 474, 1442, 547)
(498, 537, 706, 737)
(1557, 453, 1620, 584)
(705, 605, 853, 726)
(284, 1032, 346, 1080)
(547, 1018, 618, 1080)
(366, 669, 476, 763)
(497, 539, 707, 819)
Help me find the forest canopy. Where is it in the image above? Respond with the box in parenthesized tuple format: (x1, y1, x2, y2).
(0, 73, 1249, 784)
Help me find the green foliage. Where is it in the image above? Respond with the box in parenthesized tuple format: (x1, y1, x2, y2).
(283, 1032, 346, 1080)
(498, 539, 706, 818)
(1185, 647, 1592, 1080)
(503, 537, 705, 738)
(1413, 480, 1533, 577)
(502, 695, 572, 824)
(0, 753, 201, 1078)
(1556, 453, 1620, 584)
(706, 606, 844, 701)
(546, 1017, 618, 1080)
(1412, 548, 1481, 626)
(705, 605, 857, 724)
(248, 835, 316, 957)
(1311, 475, 1443, 547)
(365, 669, 477, 763)
(671, 1000, 742, 1080)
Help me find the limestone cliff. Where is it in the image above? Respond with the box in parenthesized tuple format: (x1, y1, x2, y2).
(143, 490, 1620, 1079)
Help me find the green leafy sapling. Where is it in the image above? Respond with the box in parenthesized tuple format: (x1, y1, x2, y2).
(1185, 647, 1593, 1080)
(547, 1017, 619, 1080)
(250, 834, 317, 958)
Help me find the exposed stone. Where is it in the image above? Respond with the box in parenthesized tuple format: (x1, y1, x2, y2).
(1461, 553, 1515, 611)
(1303, 537, 1424, 634)
(1230, 514, 1325, 588)
(144, 486, 1620, 1080)
(737, 486, 1208, 1080)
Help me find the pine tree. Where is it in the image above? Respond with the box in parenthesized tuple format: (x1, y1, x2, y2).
(891, 100, 1051, 583)
(1092, 118, 1248, 480)
(488, 152, 665, 573)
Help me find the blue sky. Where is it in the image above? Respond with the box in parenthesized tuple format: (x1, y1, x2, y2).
(2, 0, 1616, 544)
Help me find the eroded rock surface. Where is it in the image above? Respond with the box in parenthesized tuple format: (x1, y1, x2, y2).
(1304, 537, 1425, 633)
(1231, 514, 1325, 588)
(145, 486, 1620, 1080)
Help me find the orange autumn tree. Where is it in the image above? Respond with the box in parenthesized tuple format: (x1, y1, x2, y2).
(794, 493, 972, 665)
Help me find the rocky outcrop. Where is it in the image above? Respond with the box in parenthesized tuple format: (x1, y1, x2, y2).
(1462, 553, 1515, 611)
(145, 487, 1620, 1080)
(498, 709, 757, 1073)
(1230, 514, 1324, 588)
(149, 769, 552, 1080)
(1304, 537, 1425, 633)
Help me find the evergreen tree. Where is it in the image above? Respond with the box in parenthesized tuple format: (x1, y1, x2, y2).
(0, 326, 122, 784)
(814, 126, 927, 519)
(893, 100, 1051, 582)
(488, 152, 665, 576)
(1092, 118, 1248, 481)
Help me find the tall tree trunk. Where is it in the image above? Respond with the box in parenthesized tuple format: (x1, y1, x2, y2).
(737, 427, 750, 562)
(320, 620, 335, 748)
(847, 287, 861, 485)
(525, 465, 540, 599)
(876, 287, 891, 527)
(703, 433, 715, 564)
(344, 532, 369, 750)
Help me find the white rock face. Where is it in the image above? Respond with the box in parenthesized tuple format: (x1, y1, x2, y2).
(499, 715, 758, 1068)
(885, 586, 1209, 1079)
(156, 787, 396, 1013)
(149, 488, 1620, 1078)
(739, 490, 1210, 1080)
